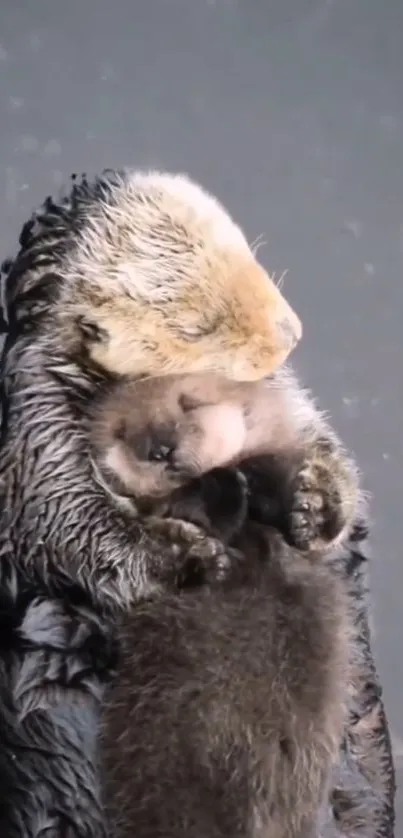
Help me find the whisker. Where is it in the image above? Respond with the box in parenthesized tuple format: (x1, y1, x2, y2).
(250, 233, 267, 257)
(275, 270, 288, 290)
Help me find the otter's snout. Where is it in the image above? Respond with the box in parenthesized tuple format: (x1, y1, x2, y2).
(276, 310, 302, 351)
(256, 266, 302, 359)
(269, 287, 302, 358)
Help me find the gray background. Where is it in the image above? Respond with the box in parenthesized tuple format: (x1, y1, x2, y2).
(0, 0, 402, 830)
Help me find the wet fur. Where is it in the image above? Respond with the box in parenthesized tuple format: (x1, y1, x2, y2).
(0, 170, 395, 836)
(102, 529, 348, 838)
(92, 374, 349, 838)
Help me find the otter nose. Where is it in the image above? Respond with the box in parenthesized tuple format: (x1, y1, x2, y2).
(277, 312, 302, 349)
(275, 302, 302, 351)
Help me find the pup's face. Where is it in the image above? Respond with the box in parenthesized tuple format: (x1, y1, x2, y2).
(90, 372, 256, 502)
(60, 172, 301, 380)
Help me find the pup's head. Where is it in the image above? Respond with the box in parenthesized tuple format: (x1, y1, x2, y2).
(89, 369, 301, 506)
(89, 372, 252, 503)
(48, 170, 301, 380)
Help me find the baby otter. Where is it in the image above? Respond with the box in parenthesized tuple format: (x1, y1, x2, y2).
(89, 370, 352, 559)
(91, 372, 351, 838)
(89, 371, 302, 503)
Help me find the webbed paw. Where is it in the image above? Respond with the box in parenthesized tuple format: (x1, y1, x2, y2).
(287, 438, 358, 552)
(145, 517, 235, 587)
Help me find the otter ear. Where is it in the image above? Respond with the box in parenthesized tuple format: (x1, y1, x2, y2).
(76, 316, 108, 344)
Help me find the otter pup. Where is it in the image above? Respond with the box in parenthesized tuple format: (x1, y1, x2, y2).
(89, 370, 349, 558)
(89, 371, 350, 838)
(0, 170, 394, 836)
(89, 372, 305, 504)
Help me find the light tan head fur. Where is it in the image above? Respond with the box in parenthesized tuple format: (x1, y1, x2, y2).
(55, 171, 301, 380)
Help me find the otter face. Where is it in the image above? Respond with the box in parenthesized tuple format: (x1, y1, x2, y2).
(90, 373, 251, 502)
(60, 171, 301, 381)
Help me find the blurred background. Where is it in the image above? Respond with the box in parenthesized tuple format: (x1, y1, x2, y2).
(0, 0, 402, 829)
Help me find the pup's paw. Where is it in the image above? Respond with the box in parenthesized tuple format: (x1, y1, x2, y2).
(287, 438, 358, 552)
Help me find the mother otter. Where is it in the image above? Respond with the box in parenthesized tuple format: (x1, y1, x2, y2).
(0, 170, 394, 836)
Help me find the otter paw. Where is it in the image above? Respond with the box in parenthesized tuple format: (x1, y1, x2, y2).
(179, 538, 236, 587)
(146, 516, 234, 586)
(288, 439, 357, 552)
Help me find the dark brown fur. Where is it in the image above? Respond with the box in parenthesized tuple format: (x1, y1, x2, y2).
(92, 372, 349, 838)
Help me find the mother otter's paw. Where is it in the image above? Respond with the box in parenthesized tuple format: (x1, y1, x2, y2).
(145, 517, 235, 585)
(287, 438, 358, 552)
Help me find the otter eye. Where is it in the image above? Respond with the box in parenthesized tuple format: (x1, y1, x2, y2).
(175, 315, 223, 343)
(179, 393, 203, 413)
(179, 325, 207, 341)
(77, 316, 107, 343)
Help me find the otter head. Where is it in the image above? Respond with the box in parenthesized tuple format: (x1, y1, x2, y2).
(57, 171, 301, 381)
(89, 372, 252, 504)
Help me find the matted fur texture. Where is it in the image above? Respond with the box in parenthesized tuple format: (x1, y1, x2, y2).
(0, 169, 395, 836)
(89, 372, 350, 838)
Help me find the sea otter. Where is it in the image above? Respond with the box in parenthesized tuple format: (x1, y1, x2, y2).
(0, 170, 394, 836)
